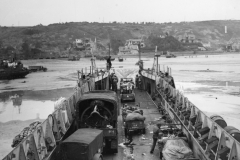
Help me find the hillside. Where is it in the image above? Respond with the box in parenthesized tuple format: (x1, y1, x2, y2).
(1, 20, 240, 58)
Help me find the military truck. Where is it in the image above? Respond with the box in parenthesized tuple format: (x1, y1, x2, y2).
(57, 129, 103, 160)
(28, 66, 47, 72)
(76, 90, 119, 153)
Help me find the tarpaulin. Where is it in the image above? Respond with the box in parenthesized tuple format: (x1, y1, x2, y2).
(41, 120, 56, 152)
(68, 96, 75, 117)
(125, 113, 145, 121)
(33, 127, 48, 160)
(63, 100, 73, 123)
(55, 109, 67, 134)
(162, 138, 194, 160)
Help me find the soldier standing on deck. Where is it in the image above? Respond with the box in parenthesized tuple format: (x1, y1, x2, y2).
(138, 76, 142, 91)
(109, 73, 114, 90)
(150, 123, 162, 154)
(106, 56, 112, 70)
(112, 75, 118, 92)
(150, 116, 166, 155)
(135, 75, 139, 88)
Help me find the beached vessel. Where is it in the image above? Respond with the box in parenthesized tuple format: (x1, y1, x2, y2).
(0, 60, 29, 80)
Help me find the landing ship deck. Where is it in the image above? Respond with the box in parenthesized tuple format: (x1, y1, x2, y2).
(104, 89, 162, 160)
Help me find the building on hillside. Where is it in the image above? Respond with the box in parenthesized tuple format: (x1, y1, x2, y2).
(118, 45, 139, 55)
(125, 39, 145, 47)
(202, 42, 211, 48)
(232, 42, 240, 51)
(177, 33, 196, 43)
(118, 38, 145, 55)
(195, 39, 202, 43)
(229, 38, 240, 44)
(74, 38, 93, 50)
(118, 46, 130, 54)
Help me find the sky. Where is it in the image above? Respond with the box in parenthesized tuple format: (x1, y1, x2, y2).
(0, 0, 240, 26)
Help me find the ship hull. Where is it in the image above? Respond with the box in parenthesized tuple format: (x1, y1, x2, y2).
(0, 70, 29, 80)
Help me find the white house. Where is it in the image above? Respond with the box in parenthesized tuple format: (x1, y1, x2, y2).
(202, 42, 211, 48)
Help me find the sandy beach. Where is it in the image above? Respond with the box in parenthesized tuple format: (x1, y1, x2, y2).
(1, 53, 240, 158)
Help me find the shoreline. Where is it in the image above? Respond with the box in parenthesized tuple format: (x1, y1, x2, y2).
(116, 51, 240, 58)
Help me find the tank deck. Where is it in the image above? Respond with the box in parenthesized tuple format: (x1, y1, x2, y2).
(104, 89, 162, 160)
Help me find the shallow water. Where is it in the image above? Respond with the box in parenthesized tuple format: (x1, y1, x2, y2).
(0, 100, 54, 122)
(0, 88, 74, 123)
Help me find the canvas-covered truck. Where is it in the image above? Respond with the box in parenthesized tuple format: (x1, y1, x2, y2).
(122, 104, 145, 134)
(58, 129, 103, 160)
(124, 113, 145, 134)
(76, 90, 119, 153)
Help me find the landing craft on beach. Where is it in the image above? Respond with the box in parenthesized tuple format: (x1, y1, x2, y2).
(0, 59, 29, 80)
(3, 50, 240, 160)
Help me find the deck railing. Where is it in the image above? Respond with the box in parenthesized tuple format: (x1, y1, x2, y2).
(2, 72, 109, 160)
(142, 70, 240, 160)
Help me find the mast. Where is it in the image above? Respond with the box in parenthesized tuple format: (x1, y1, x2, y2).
(138, 43, 141, 61)
(109, 42, 111, 56)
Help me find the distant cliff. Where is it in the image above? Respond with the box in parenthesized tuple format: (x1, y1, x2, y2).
(1, 20, 240, 58)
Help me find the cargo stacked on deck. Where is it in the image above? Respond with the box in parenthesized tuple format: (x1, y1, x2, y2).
(122, 103, 145, 134)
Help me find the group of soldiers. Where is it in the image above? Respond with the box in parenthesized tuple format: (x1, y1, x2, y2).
(158, 71, 175, 88)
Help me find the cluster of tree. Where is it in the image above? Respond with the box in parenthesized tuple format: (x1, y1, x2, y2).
(147, 35, 184, 51)
(0, 45, 15, 56)
(0, 40, 44, 59)
(109, 39, 124, 54)
(22, 29, 42, 35)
